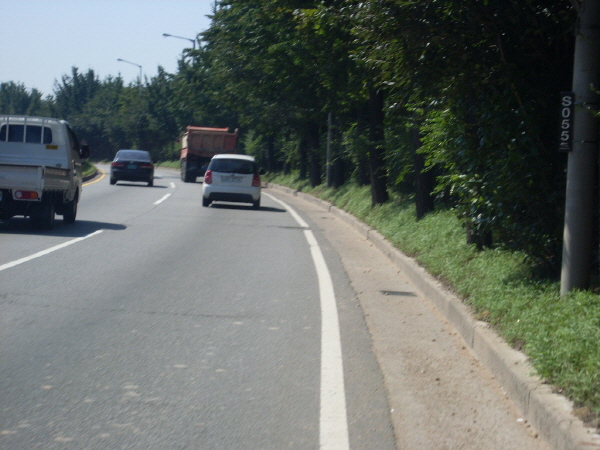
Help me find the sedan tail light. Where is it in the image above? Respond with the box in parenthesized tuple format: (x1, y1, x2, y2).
(252, 173, 261, 187)
(204, 170, 213, 184)
(139, 163, 153, 169)
(111, 161, 126, 167)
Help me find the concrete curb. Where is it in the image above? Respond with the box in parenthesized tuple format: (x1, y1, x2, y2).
(83, 171, 98, 182)
(266, 183, 600, 450)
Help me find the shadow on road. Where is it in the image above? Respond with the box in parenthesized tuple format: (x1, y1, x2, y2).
(0, 219, 127, 237)
(208, 203, 286, 213)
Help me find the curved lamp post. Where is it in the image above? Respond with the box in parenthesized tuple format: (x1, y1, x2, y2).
(117, 58, 142, 92)
(162, 33, 196, 50)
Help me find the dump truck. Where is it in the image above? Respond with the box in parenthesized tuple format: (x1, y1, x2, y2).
(0, 115, 90, 229)
(180, 126, 238, 182)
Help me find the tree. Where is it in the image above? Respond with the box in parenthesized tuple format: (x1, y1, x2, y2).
(52, 68, 101, 118)
(203, 0, 356, 185)
(0, 82, 52, 116)
(353, 0, 576, 261)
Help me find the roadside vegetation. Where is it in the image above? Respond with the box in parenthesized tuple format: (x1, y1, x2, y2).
(156, 161, 180, 170)
(82, 160, 96, 178)
(267, 171, 600, 422)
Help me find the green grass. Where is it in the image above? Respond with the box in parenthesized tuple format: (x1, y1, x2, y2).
(156, 160, 180, 170)
(267, 172, 600, 421)
(82, 160, 96, 178)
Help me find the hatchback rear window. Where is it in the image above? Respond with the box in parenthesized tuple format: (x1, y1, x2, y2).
(210, 159, 255, 174)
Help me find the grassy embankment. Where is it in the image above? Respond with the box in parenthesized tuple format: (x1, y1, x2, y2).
(157, 161, 180, 170)
(265, 171, 600, 422)
(82, 160, 96, 178)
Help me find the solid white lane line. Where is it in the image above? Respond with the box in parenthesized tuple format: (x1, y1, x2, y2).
(0, 230, 104, 273)
(265, 193, 309, 228)
(305, 229, 350, 450)
(266, 192, 349, 450)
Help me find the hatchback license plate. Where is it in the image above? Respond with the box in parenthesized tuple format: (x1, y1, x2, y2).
(221, 175, 243, 183)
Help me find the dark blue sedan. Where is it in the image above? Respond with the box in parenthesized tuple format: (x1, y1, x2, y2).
(110, 150, 154, 187)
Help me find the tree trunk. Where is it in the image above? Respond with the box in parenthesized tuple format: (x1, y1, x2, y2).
(412, 122, 435, 220)
(368, 88, 388, 205)
(299, 135, 308, 180)
(355, 104, 371, 186)
(333, 157, 346, 188)
(328, 115, 346, 188)
(307, 121, 321, 187)
(466, 222, 493, 250)
(266, 134, 276, 172)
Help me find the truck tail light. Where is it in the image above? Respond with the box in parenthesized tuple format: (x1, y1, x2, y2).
(15, 190, 39, 200)
(252, 173, 261, 187)
(204, 170, 213, 184)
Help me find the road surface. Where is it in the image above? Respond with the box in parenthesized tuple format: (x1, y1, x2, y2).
(0, 166, 549, 449)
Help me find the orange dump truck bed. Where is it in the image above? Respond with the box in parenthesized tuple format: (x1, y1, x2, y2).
(180, 126, 238, 182)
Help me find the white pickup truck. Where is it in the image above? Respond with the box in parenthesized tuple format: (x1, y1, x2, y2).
(0, 115, 90, 229)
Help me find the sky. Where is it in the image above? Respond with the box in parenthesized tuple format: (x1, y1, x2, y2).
(0, 0, 215, 97)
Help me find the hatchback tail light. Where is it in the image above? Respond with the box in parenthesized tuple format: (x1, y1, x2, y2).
(204, 170, 213, 184)
(252, 173, 261, 187)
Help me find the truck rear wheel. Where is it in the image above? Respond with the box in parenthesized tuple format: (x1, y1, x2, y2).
(184, 169, 195, 183)
(181, 161, 196, 182)
(63, 196, 78, 224)
(181, 161, 194, 182)
(180, 161, 187, 181)
(31, 197, 55, 230)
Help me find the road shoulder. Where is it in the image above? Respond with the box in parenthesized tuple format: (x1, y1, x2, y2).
(267, 184, 599, 450)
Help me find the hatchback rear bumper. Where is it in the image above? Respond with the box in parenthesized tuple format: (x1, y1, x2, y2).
(203, 185, 260, 203)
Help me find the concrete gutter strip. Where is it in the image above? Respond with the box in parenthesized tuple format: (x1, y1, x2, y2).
(268, 183, 600, 450)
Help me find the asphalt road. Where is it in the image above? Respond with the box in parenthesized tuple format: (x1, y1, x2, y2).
(0, 166, 395, 449)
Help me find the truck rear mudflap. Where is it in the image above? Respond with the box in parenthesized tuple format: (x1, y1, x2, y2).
(0, 188, 35, 219)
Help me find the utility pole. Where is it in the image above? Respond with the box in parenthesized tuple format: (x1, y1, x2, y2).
(560, 0, 600, 296)
(326, 112, 333, 187)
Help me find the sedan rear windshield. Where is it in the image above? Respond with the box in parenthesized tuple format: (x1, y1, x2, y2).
(210, 159, 255, 174)
(116, 150, 151, 161)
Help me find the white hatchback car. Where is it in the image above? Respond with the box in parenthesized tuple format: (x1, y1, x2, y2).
(202, 154, 261, 209)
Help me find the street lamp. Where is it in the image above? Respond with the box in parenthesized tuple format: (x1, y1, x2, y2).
(117, 58, 142, 91)
(162, 33, 196, 50)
